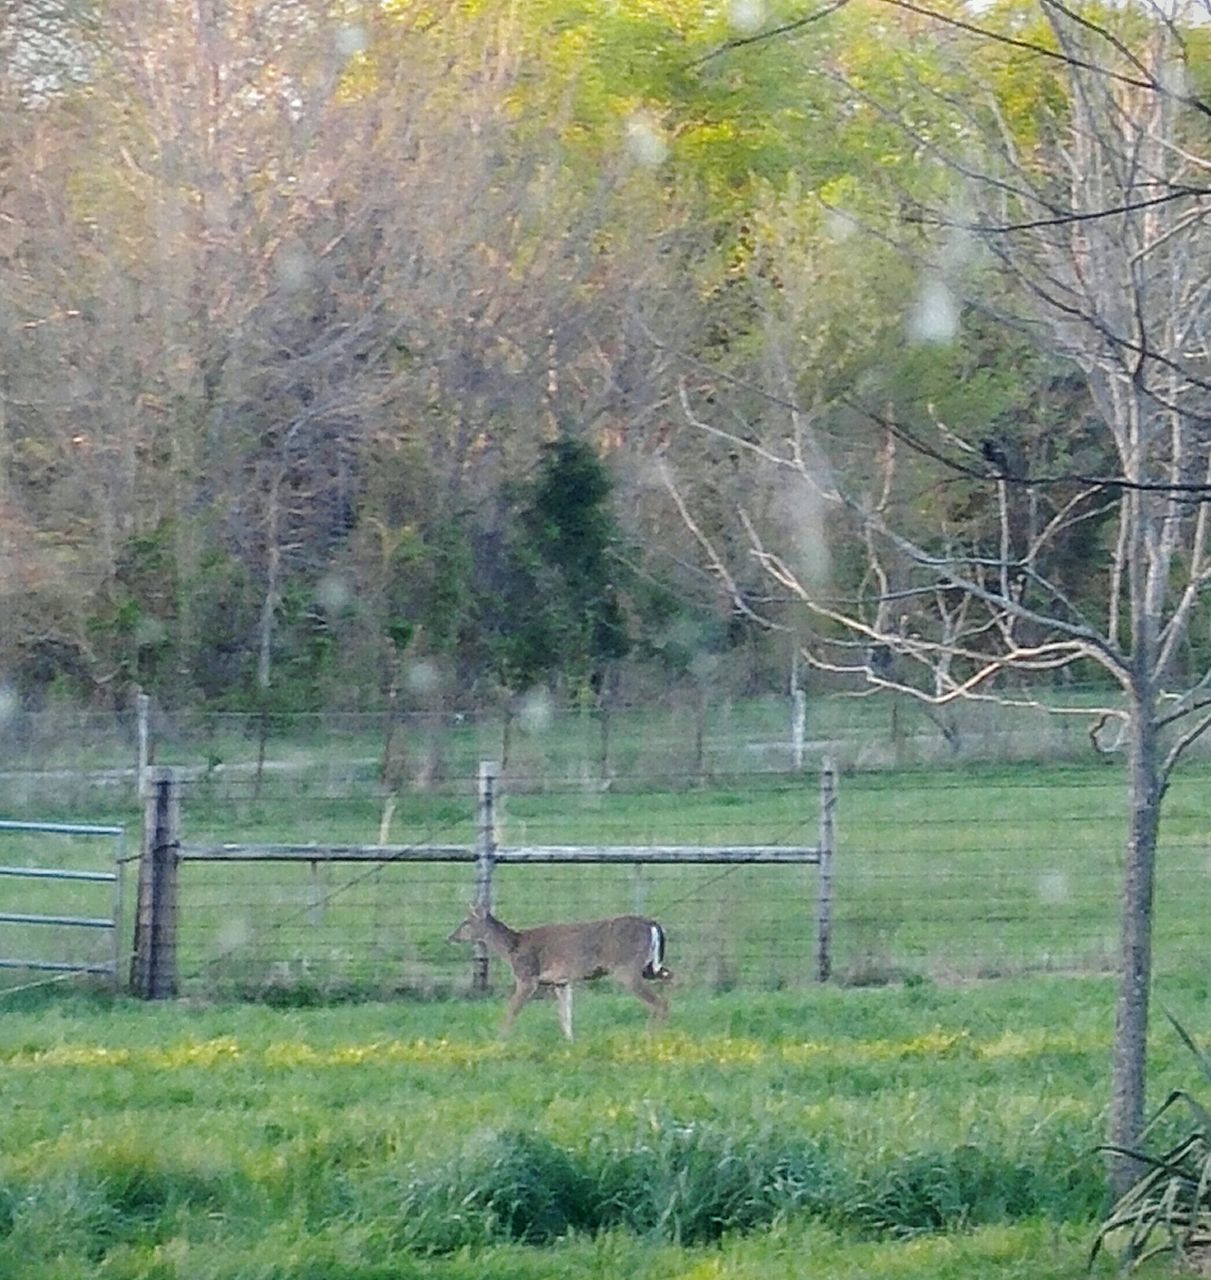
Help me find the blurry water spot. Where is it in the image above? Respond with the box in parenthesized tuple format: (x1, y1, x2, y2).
(625, 113, 668, 168)
(1038, 872, 1069, 905)
(274, 243, 313, 294)
(203, 187, 232, 230)
(823, 207, 855, 242)
(728, 0, 766, 33)
(134, 615, 167, 649)
(217, 916, 252, 954)
(773, 476, 831, 588)
(908, 277, 959, 344)
(518, 688, 553, 734)
(334, 25, 369, 58)
(405, 660, 440, 697)
(1159, 54, 1187, 98)
(315, 573, 352, 613)
(690, 651, 719, 681)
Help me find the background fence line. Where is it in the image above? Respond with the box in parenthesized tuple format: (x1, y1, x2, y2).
(0, 688, 1165, 815)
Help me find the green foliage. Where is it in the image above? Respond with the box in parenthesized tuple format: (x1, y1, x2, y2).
(845, 1143, 1092, 1237)
(397, 1131, 600, 1250)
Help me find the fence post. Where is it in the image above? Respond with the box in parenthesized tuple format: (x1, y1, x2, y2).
(135, 689, 151, 801)
(131, 767, 181, 999)
(791, 687, 807, 771)
(815, 759, 836, 983)
(473, 760, 499, 993)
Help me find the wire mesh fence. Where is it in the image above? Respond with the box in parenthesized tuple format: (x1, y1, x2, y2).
(170, 763, 831, 1000)
(0, 686, 1173, 816)
(149, 761, 1211, 1000)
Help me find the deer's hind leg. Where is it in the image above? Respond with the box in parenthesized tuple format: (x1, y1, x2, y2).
(501, 977, 539, 1037)
(616, 969, 669, 1030)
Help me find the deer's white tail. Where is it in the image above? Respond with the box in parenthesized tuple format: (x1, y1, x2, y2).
(642, 922, 672, 981)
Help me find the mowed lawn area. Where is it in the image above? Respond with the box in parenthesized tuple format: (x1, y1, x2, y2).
(3, 975, 1209, 1280)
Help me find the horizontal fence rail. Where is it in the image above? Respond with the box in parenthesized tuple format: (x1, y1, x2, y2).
(0, 865, 118, 883)
(0, 910, 115, 928)
(181, 844, 821, 865)
(0, 958, 117, 975)
(0, 820, 125, 837)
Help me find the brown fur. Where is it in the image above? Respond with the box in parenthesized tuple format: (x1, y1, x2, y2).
(448, 905, 671, 1040)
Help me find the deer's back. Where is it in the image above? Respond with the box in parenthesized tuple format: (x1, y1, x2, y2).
(513, 915, 657, 983)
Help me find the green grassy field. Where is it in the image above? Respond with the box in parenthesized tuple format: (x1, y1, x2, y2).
(5, 976, 1205, 1280)
(3, 742, 1209, 1277)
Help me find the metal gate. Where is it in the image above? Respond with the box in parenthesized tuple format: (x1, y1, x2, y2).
(0, 819, 126, 986)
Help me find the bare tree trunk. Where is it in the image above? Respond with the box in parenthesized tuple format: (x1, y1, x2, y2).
(378, 640, 404, 842)
(1108, 686, 1164, 1197)
(500, 698, 515, 772)
(598, 687, 612, 786)
(253, 472, 282, 803)
(254, 708, 270, 804)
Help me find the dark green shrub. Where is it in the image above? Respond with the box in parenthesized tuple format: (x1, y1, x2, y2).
(589, 1124, 836, 1244)
(844, 1145, 1042, 1236)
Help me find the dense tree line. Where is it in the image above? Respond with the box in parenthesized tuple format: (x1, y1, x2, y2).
(0, 0, 1193, 725)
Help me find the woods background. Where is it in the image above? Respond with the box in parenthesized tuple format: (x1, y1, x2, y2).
(3, 0, 1180, 724)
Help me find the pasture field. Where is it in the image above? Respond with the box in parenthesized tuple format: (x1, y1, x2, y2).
(3, 977, 1207, 1279)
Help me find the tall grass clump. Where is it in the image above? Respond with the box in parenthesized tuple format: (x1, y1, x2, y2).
(844, 1145, 1053, 1236)
(393, 1131, 600, 1252)
(586, 1122, 836, 1244)
(389, 1124, 835, 1252)
(1093, 1013, 1211, 1272)
(384, 1118, 1101, 1253)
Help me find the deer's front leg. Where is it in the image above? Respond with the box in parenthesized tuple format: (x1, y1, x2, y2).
(554, 984, 574, 1041)
(501, 977, 539, 1037)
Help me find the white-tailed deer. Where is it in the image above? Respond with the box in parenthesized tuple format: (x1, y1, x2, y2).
(447, 904, 672, 1040)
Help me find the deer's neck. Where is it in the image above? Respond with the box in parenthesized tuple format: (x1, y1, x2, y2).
(482, 913, 521, 955)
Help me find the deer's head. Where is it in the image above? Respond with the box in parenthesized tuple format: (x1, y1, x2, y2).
(447, 903, 489, 944)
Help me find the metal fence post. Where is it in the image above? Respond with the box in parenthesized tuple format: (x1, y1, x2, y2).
(473, 760, 498, 993)
(136, 689, 151, 801)
(131, 766, 181, 998)
(816, 759, 836, 983)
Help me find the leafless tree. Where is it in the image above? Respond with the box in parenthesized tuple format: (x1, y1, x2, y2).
(669, 1, 1211, 1194)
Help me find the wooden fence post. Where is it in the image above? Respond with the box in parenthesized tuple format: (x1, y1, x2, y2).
(473, 760, 499, 993)
(816, 759, 836, 983)
(131, 767, 181, 999)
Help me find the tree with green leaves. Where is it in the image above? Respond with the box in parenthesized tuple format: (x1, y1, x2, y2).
(483, 437, 631, 708)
